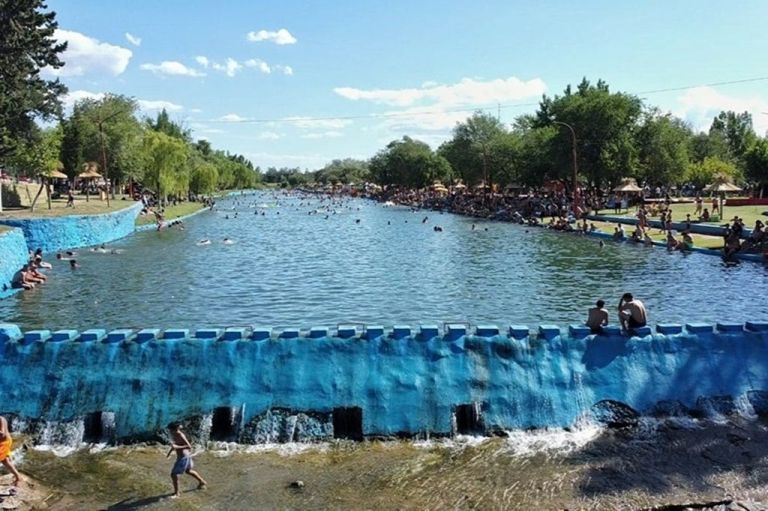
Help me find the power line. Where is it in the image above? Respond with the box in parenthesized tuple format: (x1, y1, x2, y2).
(206, 76, 768, 125)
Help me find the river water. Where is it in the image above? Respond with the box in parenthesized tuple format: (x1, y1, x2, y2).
(1, 191, 766, 331)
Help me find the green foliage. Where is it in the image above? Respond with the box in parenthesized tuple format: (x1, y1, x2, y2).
(369, 136, 451, 188)
(314, 158, 369, 184)
(685, 157, 738, 189)
(189, 157, 219, 195)
(709, 111, 755, 166)
(0, 0, 67, 160)
(744, 138, 768, 188)
(142, 130, 190, 200)
(635, 111, 691, 185)
(146, 109, 191, 142)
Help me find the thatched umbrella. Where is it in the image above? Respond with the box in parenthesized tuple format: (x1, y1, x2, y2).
(78, 162, 102, 202)
(705, 174, 742, 220)
(613, 178, 643, 193)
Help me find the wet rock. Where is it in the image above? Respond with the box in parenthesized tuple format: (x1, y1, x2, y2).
(590, 400, 639, 428)
(696, 395, 736, 417)
(746, 390, 768, 417)
(651, 400, 691, 418)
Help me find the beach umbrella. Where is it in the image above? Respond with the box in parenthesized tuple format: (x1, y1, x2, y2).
(613, 178, 643, 193)
(46, 169, 68, 179)
(453, 181, 467, 190)
(705, 182, 742, 193)
(78, 162, 102, 202)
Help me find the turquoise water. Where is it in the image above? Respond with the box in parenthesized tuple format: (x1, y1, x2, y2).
(1, 191, 766, 330)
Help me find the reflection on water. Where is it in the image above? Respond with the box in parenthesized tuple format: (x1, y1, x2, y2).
(2, 191, 766, 330)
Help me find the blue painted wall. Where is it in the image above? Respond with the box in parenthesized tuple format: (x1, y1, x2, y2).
(0, 322, 766, 441)
(0, 229, 29, 295)
(0, 202, 142, 253)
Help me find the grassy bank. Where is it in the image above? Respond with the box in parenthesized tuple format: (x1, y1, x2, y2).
(135, 202, 206, 226)
(0, 196, 138, 219)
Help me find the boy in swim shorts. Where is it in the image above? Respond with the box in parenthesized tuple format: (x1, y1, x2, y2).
(166, 422, 207, 498)
(0, 416, 22, 486)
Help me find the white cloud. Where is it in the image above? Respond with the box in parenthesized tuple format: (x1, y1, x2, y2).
(246, 28, 297, 45)
(257, 131, 282, 140)
(212, 57, 243, 77)
(275, 64, 293, 76)
(218, 113, 246, 122)
(137, 99, 183, 112)
(380, 106, 473, 131)
(282, 116, 352, 130)
(62, 90, 105, 110)
(195, 56, 209, 68)
(674, 86, 768, 135)
(140, 61, 205, 77)
(301, 131, 343, 139)
(334, 76, 547, 107)
(125, 32, 141, 46)
(245, 59, 271, 74)
(48, 29, 132, 77)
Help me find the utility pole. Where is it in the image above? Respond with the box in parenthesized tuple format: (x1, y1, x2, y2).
(552, 120, 579, 211)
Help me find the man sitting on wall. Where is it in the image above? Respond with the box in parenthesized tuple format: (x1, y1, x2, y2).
(586, 300, 610, 334)
(618, 293, 647, 332)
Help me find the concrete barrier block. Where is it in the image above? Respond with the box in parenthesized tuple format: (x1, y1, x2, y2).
(0, 324, 22, 342)
(746, 321, 768, 332)
(656, 324, 683, 335)
(79, 329, 106, 342)
(51, 330, 78, 342)
(337, 325, 358, 339)
(278, 328, 300, 339)
(446, 324, 466, 341)
(569, 324, 592, 338)
(476, 325, 499, 337)
(135, 329, 160, 343)
(508, 325, 529, 339)
(686, 323, 714, 334)
(538, 325, 561, 340)
(365, 326, 384, 340)
(195, 328, 223, 340)
(633, 326, 653, 337)
(251, 328, 272, 341)
(222, 327, 248, 341)
(309, 327, 328, 339)
(163, 329, 189, 340)
(392, 325, 411, 340)
(717, 322, 743, 333)
(24, 330, 51, 343)
(105, 329, 133, 343)
(420, 324, 440, 340)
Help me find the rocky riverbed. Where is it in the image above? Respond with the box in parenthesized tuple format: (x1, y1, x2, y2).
(5, 417, 768, 510)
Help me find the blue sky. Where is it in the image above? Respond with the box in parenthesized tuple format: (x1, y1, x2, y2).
(47, 0, 768, 169)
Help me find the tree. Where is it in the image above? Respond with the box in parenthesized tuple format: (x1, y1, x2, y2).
(146, 109, 191, 142)
(369, 136, 451, 189)
(0, 0, 67, 159)
(443, 112, 506, 189)
(685, 157, 738, 189)
(189, 157, 218, 195)
(314, 158, 369, 185)
(635, 111, 691, 186)
(142, 130, 190, 203)
(7, 125, 62, 210)
(709, 111, 755, 167)
(744, 138, 768, 197)
(534, 78, 642, 188)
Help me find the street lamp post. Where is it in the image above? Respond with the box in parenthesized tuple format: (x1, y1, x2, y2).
(552, 120, 579, 210)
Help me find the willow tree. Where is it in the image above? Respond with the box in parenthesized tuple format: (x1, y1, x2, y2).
(142, 130, 190, 204)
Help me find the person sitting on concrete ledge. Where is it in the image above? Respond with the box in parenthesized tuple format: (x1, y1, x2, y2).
(666, 230, 680, 250)
(27, 262, 46, 283)
(613, 224, 625, 240)
(13, 266, 35, 290)
(586, 300, 610, 334)
(699, 208, 710, 222)
(618, 293, 647, 332)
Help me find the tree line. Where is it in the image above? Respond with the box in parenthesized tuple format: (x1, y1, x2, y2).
(1, 0, 258, 208)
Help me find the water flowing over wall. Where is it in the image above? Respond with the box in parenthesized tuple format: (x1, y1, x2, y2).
(0, 202, 142, 253)
(0, 228, 29, 295)
(0, 322, 767, 444)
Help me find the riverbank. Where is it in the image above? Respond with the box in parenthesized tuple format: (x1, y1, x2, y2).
(12, 417, 768, 510)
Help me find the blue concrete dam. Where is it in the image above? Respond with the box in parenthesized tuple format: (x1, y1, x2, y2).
(1, 322, 768, 445)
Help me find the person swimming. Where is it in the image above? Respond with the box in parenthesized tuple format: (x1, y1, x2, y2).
(196, 239, 212, 246)
(222, 238, 235, 245)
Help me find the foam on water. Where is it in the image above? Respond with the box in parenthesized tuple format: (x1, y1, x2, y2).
(501, 419, 604, 457)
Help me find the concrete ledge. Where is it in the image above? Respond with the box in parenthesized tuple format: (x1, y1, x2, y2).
(509, 325, 529, 339)
(309, 327, 328, 339)
(223, 327, 248, 341)
(419, 324, 440, 340)
(195, 328, 223, 340)
(0, 324, 22, 342)
(717, 322, 744, 333)
(686, 323, 714, 334)
(656, 324, 683, 335)
(392, 325, 411, 340)
(251, 328, 272, 341)
(79, 329, 106, 342)
(106, 329, 133, 343)
(476, 325, 499, 337)
(279, 329, 300, 339)
(633, 326, 653, 337)
(337, 326, 358, 339)
(746, 321, 768, 332)
(135, 329, 160, 343)
(365, 326, 384, 340)
(538, 325, 560, 340)
(51, 330, 78, 342)
(569, 324, 592, 338)
(24, 330, 51, 343)
(164, 329, 190, 340)
(446, 324, 466, 341)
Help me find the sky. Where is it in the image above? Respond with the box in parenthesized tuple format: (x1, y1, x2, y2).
(45, 0, 768, 170)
